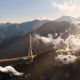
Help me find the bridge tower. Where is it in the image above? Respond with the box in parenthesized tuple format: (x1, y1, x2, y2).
(28, 34, 34, 60)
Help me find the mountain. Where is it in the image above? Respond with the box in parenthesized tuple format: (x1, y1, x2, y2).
(0, 20, 48, 43)
(56, 16, 80, 26)
(0, 21, 77, 60)
(0, 23, 23, 43)
(18, 20, 39, 34)
(1, 16, 79, 44)
(33, 20, 49, 30)
(32, 21, 77, 38)
(56, 16, 75, 22)
(18, 19, 48, 34)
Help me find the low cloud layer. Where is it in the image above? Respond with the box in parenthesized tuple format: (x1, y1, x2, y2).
(35, 34, 80, 53)
(34, 33, 80, 64)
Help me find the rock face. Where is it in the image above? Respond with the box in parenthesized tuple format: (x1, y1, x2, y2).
(14, 49, 80, 80)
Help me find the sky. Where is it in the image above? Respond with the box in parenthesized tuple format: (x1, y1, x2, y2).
(0, 0, 80, 23)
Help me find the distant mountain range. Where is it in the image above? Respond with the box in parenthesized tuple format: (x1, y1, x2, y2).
(0, 16, 80, 59)
(56, 16, 80, 25)
(56, 16, 74, 22)
(0, 20, 48, 43)
(1, 16, 80, 43)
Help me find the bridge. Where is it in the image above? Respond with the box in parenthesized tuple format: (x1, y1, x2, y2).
(0, 34, 36, 63)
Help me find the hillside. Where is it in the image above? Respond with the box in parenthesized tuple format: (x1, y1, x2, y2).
(0, 20, 48, 43)
(0, 21, 76, 59)
(13, 49, 80, 80)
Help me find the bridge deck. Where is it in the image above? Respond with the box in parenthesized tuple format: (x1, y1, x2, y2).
(0, 55, 36, 62)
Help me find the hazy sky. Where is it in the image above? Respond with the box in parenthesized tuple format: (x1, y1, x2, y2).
(0, 0, 80, 23)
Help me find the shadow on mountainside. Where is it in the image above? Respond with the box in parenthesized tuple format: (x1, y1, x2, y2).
(12, 49, 80, 80)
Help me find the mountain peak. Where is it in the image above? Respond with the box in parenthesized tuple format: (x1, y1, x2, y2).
(56, 16, 75, 22)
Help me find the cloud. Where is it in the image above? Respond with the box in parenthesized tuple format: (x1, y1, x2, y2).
(35, 34, 80, 54)
(34, 34, 53, 44)
(52, 0, 80, 17)
(34, 33, 80, 64)
(55, 54, 77, 64)
(0, 66, 24, 76)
